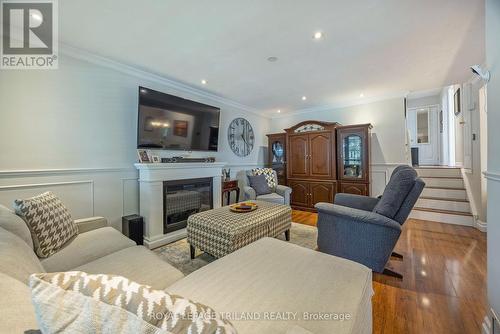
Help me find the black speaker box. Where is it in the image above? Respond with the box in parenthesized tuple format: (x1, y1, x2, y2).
(122, 214, 144, 245)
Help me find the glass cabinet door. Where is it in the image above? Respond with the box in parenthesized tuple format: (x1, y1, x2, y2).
(342, 134, 363, 178)
(271, 140, 285, 163)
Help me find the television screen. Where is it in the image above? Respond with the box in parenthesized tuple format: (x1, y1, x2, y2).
(137, 87, 220, 151)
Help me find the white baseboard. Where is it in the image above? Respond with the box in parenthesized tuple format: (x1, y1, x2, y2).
(144, 228, 187, 249)
(474, 219, 487, 232)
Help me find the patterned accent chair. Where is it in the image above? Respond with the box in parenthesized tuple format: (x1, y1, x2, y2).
(315, 165, 425, 278)
(236, 169, 292, 205)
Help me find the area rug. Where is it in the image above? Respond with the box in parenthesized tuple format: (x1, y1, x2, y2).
(154, 222, 317, 275)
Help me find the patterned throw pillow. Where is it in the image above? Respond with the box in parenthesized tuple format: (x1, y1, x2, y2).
(30, 271, 237, 334)
(14, 191, 78, 258)
(251, 168, 277, 189)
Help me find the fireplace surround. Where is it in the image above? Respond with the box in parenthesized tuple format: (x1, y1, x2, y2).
(135, 162, 225, 249)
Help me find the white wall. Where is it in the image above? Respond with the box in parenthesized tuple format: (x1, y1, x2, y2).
(0, 53, 269, 229)
(486, 0, 500, 326)
(270, 98, 407, 196)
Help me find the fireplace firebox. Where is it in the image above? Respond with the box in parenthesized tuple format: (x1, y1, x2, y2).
(163, 178, 213, 234)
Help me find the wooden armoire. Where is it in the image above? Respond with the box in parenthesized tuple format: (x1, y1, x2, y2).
(267, 121, 372, 211)
(285, 121, 340, 211)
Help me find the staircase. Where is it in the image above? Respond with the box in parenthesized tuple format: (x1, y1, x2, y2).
(409, 167, 474, 226)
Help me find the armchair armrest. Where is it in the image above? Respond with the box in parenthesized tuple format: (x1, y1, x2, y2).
(74, 217, 108, 233)
(275, 185, 292, 205)
(242, 186, 256, 200)
(275, 185, 292, 196)
(334, 193, 380, 212)
(315, 202, 401, 231)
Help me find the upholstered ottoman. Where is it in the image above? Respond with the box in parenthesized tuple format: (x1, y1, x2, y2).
(187, 200, 291, 259)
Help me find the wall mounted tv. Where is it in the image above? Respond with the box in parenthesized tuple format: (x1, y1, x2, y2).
(137, 87, 220, 151)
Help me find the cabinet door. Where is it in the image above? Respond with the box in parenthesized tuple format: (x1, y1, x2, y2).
(309, 132, 332, 178)
(338, 127, 368, 181)
(310, 182, 335, 206)
(289, 181, 310, 208)
(340, 182, 368, 196)
(288, 134, 309, 178)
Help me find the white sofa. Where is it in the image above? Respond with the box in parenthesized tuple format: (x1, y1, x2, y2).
(0, 204, 372, 334)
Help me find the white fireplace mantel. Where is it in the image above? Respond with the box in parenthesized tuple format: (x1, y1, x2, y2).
(134, 162, 226, 249)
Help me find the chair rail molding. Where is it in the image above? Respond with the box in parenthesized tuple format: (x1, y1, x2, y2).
(484, 171, 500, 182)
(0, 167, 137, 177)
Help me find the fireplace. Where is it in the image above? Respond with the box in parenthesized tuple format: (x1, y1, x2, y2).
(135, 162, 224, 249)
(163, 178, 213, 233)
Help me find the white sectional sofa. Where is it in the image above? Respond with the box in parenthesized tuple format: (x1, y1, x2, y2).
(0, 204, 372, 334)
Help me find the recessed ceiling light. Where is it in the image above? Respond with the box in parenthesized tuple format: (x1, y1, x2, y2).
(140, 88, 147, 94)
(359, 93, 365, 98)
(277, 109, 281, 113)
(201, 79, 207, 85)
(313, 31, 323, 40)
(267, 56, 278, 62)
(301, 96, 307, 101)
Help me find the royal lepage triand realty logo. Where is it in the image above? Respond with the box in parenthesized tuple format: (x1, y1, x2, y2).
(1, 0, 58, 69)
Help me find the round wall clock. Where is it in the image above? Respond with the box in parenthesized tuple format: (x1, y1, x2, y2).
(228, 118, 255, 157)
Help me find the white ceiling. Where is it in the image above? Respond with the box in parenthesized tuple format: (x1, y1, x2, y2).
(59, 0, 485, 115)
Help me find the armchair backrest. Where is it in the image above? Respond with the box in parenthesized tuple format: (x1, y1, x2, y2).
(373, 165, 425, 224)
(235, 168, 278, 192)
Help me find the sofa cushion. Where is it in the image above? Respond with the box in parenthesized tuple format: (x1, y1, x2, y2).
(248, 174, 272, 195)
(30, 271, 237, 334)
(167, 237, 372, 334)
(75, 246, 184, 290)
(14, 191, 78, 258)
(0, 204, 33, 248)
(373, 167, 417, 219)
(0, 273, 39, 333)
(256, 192, 285, 204)
(0, 226, 45, 284)
(41, 226, 135, 272)
(252, 167, 277, 189)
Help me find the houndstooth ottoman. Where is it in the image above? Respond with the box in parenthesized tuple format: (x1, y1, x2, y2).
(187, 200, 292, 259)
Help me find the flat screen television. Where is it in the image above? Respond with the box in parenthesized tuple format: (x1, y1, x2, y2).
(137, 87, 220, 151)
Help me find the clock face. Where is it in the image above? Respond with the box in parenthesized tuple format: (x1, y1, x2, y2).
(228, 118, 255, 157)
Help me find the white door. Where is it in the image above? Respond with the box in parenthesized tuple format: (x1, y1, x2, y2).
(407, 106, 440, 165)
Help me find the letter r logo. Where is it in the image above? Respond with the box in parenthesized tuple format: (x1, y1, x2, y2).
(2, 1, 53, 55)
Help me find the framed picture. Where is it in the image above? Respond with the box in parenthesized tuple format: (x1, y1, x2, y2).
(137, 149, 151, 163)
(174, 120, 188, 137)
(151, 155, 160, 163)
(454, 88, 461, 116)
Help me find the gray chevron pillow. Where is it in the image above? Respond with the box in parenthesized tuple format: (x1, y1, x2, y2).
(14, 191, 78, 258)
(30, 271, 237, 334)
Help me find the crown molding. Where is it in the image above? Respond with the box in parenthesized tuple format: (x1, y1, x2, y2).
(59, 43, 270, 119)
(270, 90, 409, 119)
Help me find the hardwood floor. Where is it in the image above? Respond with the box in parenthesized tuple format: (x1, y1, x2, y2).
(292, 209, 488, 334)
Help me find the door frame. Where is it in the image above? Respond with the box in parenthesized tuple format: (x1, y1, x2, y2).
(406, 104, 441, 165)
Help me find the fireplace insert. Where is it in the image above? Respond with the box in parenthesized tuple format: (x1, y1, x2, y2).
(163, 178, 213, 233)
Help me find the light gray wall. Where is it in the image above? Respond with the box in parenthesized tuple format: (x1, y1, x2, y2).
(0, 54, 269, 228)
(270, 98, 407, 164)
(270, 98, 407, 196)
(486, 0, 500, 324)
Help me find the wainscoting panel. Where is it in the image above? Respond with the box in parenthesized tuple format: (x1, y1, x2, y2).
(0, 168, 138, 231)
(122, 177, 139, 216)
(0, 180, 94, 219)
(370, 163, 404, 197)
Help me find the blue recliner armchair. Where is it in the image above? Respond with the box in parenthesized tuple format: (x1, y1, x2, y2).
(315, 165, 425, 278)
